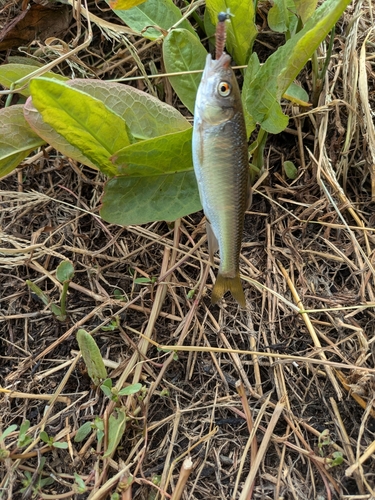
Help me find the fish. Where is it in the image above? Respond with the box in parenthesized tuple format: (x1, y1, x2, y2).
(192, 52, 250, 307)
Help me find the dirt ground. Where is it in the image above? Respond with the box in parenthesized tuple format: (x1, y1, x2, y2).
(1, 1, 375, 499)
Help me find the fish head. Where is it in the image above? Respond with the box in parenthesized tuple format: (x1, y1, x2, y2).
(195, 53, 240, 126)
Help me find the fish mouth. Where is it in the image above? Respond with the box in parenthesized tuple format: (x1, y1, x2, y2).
(202, 53, 231, 79)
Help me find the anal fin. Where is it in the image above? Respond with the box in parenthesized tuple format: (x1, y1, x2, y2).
(206, 220, 218, 264)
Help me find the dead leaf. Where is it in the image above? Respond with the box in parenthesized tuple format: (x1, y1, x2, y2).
(0, 4, 71, 51)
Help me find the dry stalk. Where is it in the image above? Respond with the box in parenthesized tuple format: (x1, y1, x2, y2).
(278, 260, 342, 398)
(170, 457, 193, 500)
(238, 396, 285, 500)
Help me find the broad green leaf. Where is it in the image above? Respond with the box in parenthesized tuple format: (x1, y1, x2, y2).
(276, 0, 352, 98)
(56, 260, 74, 283)
(112, 128, 193, 176)
(74, 422, 93, 443)
(109, 0, 146, 9)
(163, 29, 207, 114)
(103, 409, 126, 458)
(206, 0, 257, 65)
(293, 0, 318, 23)
(0, 64, 67, 97)
(23, 97, 98, 170)
(109, 0, 195, 40)
(283, 82, 310, 106)
(29, 78, 131, 176)
(268, 0, 298, 35)
(68, 79, 190, 140)
(24, 79, 190, 171)
(203, 8, 216, 48)
(0, 106, 46, 179)
(241, 53, 260, 137)
(243, 0, 351, 135)
(76, 329, 107, 386)
(101, 170, 201, 225)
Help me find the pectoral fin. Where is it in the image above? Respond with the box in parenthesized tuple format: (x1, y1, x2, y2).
(212, 271, 246, 308)
(206, 220, 218, 264)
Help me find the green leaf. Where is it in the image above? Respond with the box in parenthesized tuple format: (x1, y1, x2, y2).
(283, 160, 298, 179)
(53, 441, 68, 449)
(206, 0, 257, 65)
(109, 0, 195, 40)
(17, 420, 32, 448)
(0, 424, 18, 441)
(133, 277, 152, 284)
(276, 0, 351, 98)
(100, 384, 113, 398)
(56, 261, 74, 283)
(74, 422, 93, 443)
(109, 0, 146, 9)
(283, 82, 310, 106)
(0, 105, 46, 179)
(112, 127, 192, 176)
(26, 280, 49, 306)
(76, 329, 108, 386)
(29, 78, 131, 176)
(242, 0, 352, 135)
(23, 97, 98, 170)
(101, 170, 200, 225)
(102, 128, 200, 225)
(39, 431, 50, 444)
(0, 64, 67, 97)
(293, 0, 318, 23)
(102, 378, 113, 389)
(24, 79, 190, 171)
(67, 79, 191, 141)
(118, 383, 142, 396)
(241, 53, 260, 137)
(268, 0, 298, 35)
(163, 29, 207, 114)
(39, 477, 55, 487)
(74, 473, 87, 494)
(103, 409, 127, 458)
(329, 451, 344, 467)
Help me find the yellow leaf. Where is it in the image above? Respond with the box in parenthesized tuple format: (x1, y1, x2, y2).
(109, 0, 146, 9)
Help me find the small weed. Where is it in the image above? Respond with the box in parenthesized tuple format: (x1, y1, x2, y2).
(76, 328, 108, 386)
(100, 378, 142, 403)
(26, 260, 74, 321)
(20, 457, 54, 497)
(39, 430, 68, 449)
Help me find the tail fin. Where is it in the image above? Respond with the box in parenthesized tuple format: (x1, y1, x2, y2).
(212, 272, 246, 308)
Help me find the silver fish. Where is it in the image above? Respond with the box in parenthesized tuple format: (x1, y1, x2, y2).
(192, 53, 250, 307)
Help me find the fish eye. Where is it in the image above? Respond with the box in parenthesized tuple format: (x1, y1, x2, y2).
(218, 81, 231, 97)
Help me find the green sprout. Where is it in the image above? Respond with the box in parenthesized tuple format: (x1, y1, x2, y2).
(39, 431, 68, 449)
(100, 378, 142, 403)
(26, 260, 74, 321)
